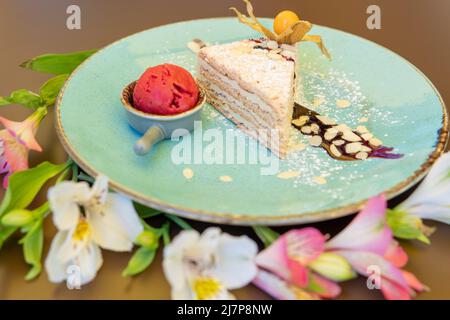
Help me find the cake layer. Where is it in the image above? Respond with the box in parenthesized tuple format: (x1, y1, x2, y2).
(198, 39, 297, 159)
(198, 59, 291, 144)
(198, 71, 290, 152)
(198, 59, 286, 123)
(198, 77, 288, 158)
(198, 40, 295, 112)
(203, 84, 287, 158)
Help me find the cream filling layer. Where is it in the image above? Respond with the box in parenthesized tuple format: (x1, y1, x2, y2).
(206, 92, 287, 157)
(198, 70, 284, 132)
(198, 59, 289, 122)
(200, 79, 290, 149)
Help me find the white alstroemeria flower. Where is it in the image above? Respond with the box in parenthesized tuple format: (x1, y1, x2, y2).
(163, 227, 258, 300)
(398, 152, 450, 224)
(45, 175, 143, 285)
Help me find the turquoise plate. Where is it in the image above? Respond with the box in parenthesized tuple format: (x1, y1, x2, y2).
(56, 18, 448, 225)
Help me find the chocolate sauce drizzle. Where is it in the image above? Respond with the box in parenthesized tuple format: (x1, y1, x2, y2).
(250, 39, 295, 62)
(292, 103, 403, 161)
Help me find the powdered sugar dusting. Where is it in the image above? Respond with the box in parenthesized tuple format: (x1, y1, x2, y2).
(157, 36, 403, 196)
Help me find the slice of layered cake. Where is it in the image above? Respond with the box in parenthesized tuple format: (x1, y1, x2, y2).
(197, 39, 298, 158)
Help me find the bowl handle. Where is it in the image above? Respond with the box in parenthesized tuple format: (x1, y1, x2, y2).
(134, 126, 165, 156)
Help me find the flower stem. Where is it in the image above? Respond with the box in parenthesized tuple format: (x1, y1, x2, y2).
(33, 106, 48, 121)
(29, 106, 47, 130)
(71, 163, 79, 182)
(161, 222, 171, 245)
(252, 226, 280, 247)
(77, 172, 95, 184)
(32, 201, 50, 220)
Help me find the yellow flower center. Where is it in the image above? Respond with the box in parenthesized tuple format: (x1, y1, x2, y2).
(192, 278, 222, 300)
(72, 220, 91, 241)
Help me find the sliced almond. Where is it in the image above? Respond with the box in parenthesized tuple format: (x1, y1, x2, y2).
(187, 39, 207, 53)
(324, 128, 338, 141)
(330, 144, 342, 157)
(369, 138, 383, 147)
(292, 116, 309, 127)
(282, 50, 296, 58)
(277, 170, 301, 179)
(312, 96, 326, 107)
(316, 115, 336, 126)
(310, 123, 320, 134)
(301, 126, 312, 134)
(359, 117, 369, 123)
(300, 115, 310, 122)
(336, 99, 351, 108)
(361, 133, 374, 141)
(313, 176, 327, 185)
(310, 135, 323, 147)
(183, 168, 194, 179)
(361, 146, 372, 152)
(356, 126, 369, 134)
(335, 124, 351, 132)
(333, 139, 345, 146)
(266, 40, 278, 49)
(345, 142, 362, 154)
(355, 152, 369, 160)
(219, 175, 233, 182)
(342, 131, 362, 142)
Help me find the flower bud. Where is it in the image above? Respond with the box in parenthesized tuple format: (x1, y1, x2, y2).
(1, 209, 34, 227)
(309, 252, 356, 282)
(135, 230, 158, 249)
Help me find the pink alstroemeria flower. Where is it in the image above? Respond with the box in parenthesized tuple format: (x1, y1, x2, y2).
(252, 269, 320, 300)
(254, 228, 341, 299)
(0, 107, 46, 187)
(326, 194, 427, 300)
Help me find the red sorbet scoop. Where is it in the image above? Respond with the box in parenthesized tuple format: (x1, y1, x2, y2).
(132, 64, 199, 115)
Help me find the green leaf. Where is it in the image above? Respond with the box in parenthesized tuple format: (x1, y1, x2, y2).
(417, 233, 431, 244)
(0, 161, 69, 217)
(252, 226, 280, 247)
(20, 50, 97, 75)
(22, 219, 44, 280)
(161, 222, 171, 246)
(39, 74, 69, 106)
(0, 96, 10, 105)
(387, 209, 432, 244)
(122, 247, 157, 277)
(56, 167, 71, 184)
(140, 218, 157, 233)
(0, 89, 43, 109)
(134, 202, 162, 218)
(165, 214, 192, 230)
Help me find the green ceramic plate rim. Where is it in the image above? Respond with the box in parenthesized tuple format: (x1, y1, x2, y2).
(55, 17, 449, 226)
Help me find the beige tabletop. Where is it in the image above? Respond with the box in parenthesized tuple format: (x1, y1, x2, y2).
(1, 0, 450, 299)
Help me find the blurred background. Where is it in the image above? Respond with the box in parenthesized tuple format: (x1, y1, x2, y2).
(0, 0, 449, 299)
